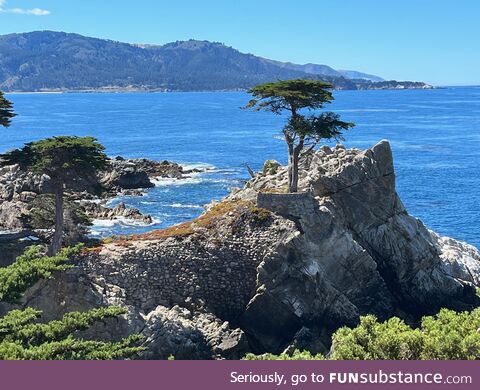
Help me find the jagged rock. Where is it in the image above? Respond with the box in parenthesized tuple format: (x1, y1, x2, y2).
(9, 140, 480, 358)
(101, 160, 154, 190)
(0, 164, 52, 201)
(100, 158, 199, 190)
(0, 199, 29, 230)
(139, 305, 249, 360)
(82, 201, 153, 225)
(0, 157, 195, 198)
(0, 156, 201, 237)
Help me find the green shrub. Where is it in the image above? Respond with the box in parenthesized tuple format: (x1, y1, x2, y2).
(0, 245, 81, 303)
(0, 246, 143, 360)
(248, 206, 271, 222)
(243, 309, 480, 360)
(262, 160, 281, 175)
(244, 349, 324, 360)
(331, 309, 480, 360)
(0, 307, 143, 360)
(419, 309, 480, 360)
(330, 315, 423, 360)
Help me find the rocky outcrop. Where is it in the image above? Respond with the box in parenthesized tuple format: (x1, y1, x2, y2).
(0, 157, 202, 236)
(82, 202, 153, 225)
(0, 164, 53, 201)
(101, 157, 206, 191)
(8, 140, 480, 358)
(139, 305, 250, 360)
(5, 260, 251, 360)
(101, 159, 154, 190)
(0, 157, 195, 199)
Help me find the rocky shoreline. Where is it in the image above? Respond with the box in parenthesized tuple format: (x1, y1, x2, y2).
(1, 140, 478, 359)
(0, 156, 209, 242)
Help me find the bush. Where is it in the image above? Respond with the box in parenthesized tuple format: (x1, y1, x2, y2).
(243, 309, 480, 360)
(0, 307, 143, 360)
(248, 206, 271, 222)
(332, 309, 480, 360)
(330, 315, 424, 360)
(262, 160, 281, 175)
(244, 349, 324, 360)
(0, 245, 143, 360)
(0, 245, 80, 302)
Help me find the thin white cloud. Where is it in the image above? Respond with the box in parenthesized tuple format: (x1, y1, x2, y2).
(0, 0, 50, 16)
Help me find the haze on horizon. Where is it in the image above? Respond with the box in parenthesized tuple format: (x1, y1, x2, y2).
(0, 0, 479, 86)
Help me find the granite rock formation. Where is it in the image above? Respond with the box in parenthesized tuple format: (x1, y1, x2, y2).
(3, 140, 479, 358)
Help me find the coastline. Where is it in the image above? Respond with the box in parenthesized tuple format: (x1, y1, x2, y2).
(6, 87, 438, 95)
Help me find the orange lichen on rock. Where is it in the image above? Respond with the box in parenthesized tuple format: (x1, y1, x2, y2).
(112, 200, 252, 244)
(258, 185, 288, 194)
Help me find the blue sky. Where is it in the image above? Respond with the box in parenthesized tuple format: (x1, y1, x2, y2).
(0, 0, 478, 85)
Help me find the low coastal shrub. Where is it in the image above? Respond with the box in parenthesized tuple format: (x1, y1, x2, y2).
(331, 309, 480, 360)
(244, 309, 480, 360)
(0, 307, 142, 360)
(0, 246, 143, 360)
(262, 160, 281, 175)
(248, 206, 271, 222)
(244, 350, 325, 360)
(0, 245, 80, 302)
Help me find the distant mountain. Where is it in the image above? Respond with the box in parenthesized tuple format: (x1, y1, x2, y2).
(0, 31, 430, 92)
(262, 59, 342, 78)
(265, 61, 385, 83)
(337, 70, 385, 82)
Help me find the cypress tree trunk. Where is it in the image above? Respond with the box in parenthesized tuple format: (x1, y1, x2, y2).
(289, 148, 301, 193)
(49, 181, 64, 255)
(287, 143, 294, 193)
(288, 138, 304, 193)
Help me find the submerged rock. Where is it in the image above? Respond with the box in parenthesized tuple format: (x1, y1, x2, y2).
(10, 140, 480, 358)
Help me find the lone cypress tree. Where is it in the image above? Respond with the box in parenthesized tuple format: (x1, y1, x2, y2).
(0, 136, 108, 254)
(0, 90, 16, 128)
(245, 79, 355, 192)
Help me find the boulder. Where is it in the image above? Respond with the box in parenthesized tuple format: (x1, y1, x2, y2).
(101, 160, 154, 190)
(140, 305, 249, 360)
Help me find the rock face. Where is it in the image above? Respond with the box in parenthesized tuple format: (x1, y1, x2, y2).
(0, 164, 53, 202)
(7, 140, 480, 358)
(101, 159, 154, 190)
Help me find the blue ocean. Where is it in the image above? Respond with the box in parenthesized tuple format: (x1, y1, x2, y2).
(4, 87, 480, 248)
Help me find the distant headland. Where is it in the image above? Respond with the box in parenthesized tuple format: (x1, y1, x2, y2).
(0, 31, 434, 93)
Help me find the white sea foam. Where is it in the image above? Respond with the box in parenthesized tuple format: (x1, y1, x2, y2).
(75, 198, 103, 205)
(140, 200, 156, 205)
(170, 203, 203, 209)
(151, 176, 205, 187)
(181, 162, 216, 171)
(91, 217, 161, 228)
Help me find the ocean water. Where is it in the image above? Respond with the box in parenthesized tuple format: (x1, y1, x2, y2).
(3, 87, 480, 248)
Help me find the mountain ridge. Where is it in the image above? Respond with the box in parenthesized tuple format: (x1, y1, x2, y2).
(0, 31, 431, 92)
